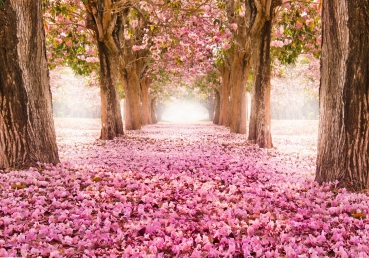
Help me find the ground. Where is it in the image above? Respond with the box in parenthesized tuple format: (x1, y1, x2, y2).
(0, 119, 368, 257)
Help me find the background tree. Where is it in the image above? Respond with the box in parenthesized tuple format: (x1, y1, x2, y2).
(247, 0, 321, 148)
(45, 0, 124, 139)
(316, 0, 369, 191)
(0, 0, 59, 168)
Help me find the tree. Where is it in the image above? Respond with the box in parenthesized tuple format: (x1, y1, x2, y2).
(221, 0, 283, 135)
(83, 1, 125, 139)
(44, 0, 124, 140)
(248, 7, 275, 148)
(315, 0, 369, 191)
(0, 0, 59, 169)
(247, 0, 320, 148)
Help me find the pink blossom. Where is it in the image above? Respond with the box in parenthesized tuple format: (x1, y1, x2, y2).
(132, 45, 141, 51)
(222, 43, 231, 50)
(230, 23, 238, 31)
(131, 20, 139, 28)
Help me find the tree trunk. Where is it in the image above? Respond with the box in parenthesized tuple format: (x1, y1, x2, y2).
(316, 0, 369, 191)
(151, 98, 158, 124)
(248, 16, 273, 149)
(156, 102, 164, 122)
(123, 70, 142, 130)
(141, 77, 152, 125)
(98, 41, 124, 140)
(229, 51, 249, 134)
(218, 66, 231, 126)
(208, 105, 215, 121)
(0, 1, 59, 169)
(213, 90, 220, 124)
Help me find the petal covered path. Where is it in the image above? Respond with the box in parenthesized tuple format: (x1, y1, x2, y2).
(0, 119, 368, 257)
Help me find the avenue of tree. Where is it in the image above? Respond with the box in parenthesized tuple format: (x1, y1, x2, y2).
(0, 0, 368, 191)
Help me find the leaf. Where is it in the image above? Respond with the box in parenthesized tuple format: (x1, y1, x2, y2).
(11, 183, 27, 190)
(91, 176, 102, 182)
(351, 213, 366, 219)
(137, 227, 146, 236)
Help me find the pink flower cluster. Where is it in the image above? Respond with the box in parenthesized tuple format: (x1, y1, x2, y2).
(0, 121, 368, 257)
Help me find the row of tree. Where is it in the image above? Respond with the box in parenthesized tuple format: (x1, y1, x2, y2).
(0, 0, 368, 191)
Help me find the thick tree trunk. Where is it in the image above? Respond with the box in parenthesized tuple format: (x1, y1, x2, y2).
(150, 98, 158, 124)
(229, 52, 249, 134)
(141, 77, 152, 125)
(248, 16, 273, 149)
(218, 66, 231, 126)
(98, 41, 124, 140)
(0, 1, 59, 169)
(316, 0, 369, 191)
(213, 90, 220, 124)
(123, 70, 142, 130)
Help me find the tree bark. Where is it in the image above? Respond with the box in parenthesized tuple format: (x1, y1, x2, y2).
(316, 0, 369, 191)
(123, 69, 142, 130)
(213, 90, 220, 124)
(248, 14, 273, 149)
(151, 98, 158, 124)
(141, 76, 152, 125)
(98, 41, 124, 140)
(0, 1, 59, 169)
(84, 1, 124, 140)
(218, 65, 231, 126)
(229, 51, 249, 134)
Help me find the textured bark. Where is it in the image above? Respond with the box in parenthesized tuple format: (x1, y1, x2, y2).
(123, 69, 142, 130)
(141, 77, 152, 125)
(213, 90, 220, 124)
(248, 14, 273, 148)
(0, 1, 59, 169)
(316, 0, 369, 191)
(84, 1, 124, 140)
(229, 51, 249, 134)
(218, 66, 231, 126)
(150, 98, 158, 124)
(98, 41, 124, 140)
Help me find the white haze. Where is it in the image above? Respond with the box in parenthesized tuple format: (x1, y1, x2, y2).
(161, 100, 208, 122)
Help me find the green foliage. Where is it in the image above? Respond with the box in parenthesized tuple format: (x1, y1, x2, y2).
(0, 0, 4, 6)
(44, 0, 100, 76)
(272, 1, 321, 65)
(117, 81, 125, 99)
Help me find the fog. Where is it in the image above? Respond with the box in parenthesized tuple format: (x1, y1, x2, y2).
(161, 100, 208, 122)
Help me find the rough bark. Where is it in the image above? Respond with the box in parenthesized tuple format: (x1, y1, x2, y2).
(225, 0, 282, 135)
(0, 1, 59, 169)
(248, 13, 273, 148)
(218, 65, 231, 126)
(229, 51, 249, 134)
(213, 90, 221, 124)
(98, 41, 124, 140)
(316, 0, 369, 191)
(84, 1, 124, 140)
(122, 69, 142, 130)
(141, 77, 152, 125)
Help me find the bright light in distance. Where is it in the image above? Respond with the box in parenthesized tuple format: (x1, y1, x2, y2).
(161, 100, 208, 122)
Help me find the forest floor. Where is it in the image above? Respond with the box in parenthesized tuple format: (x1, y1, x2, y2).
(1, 119, 368, 257)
